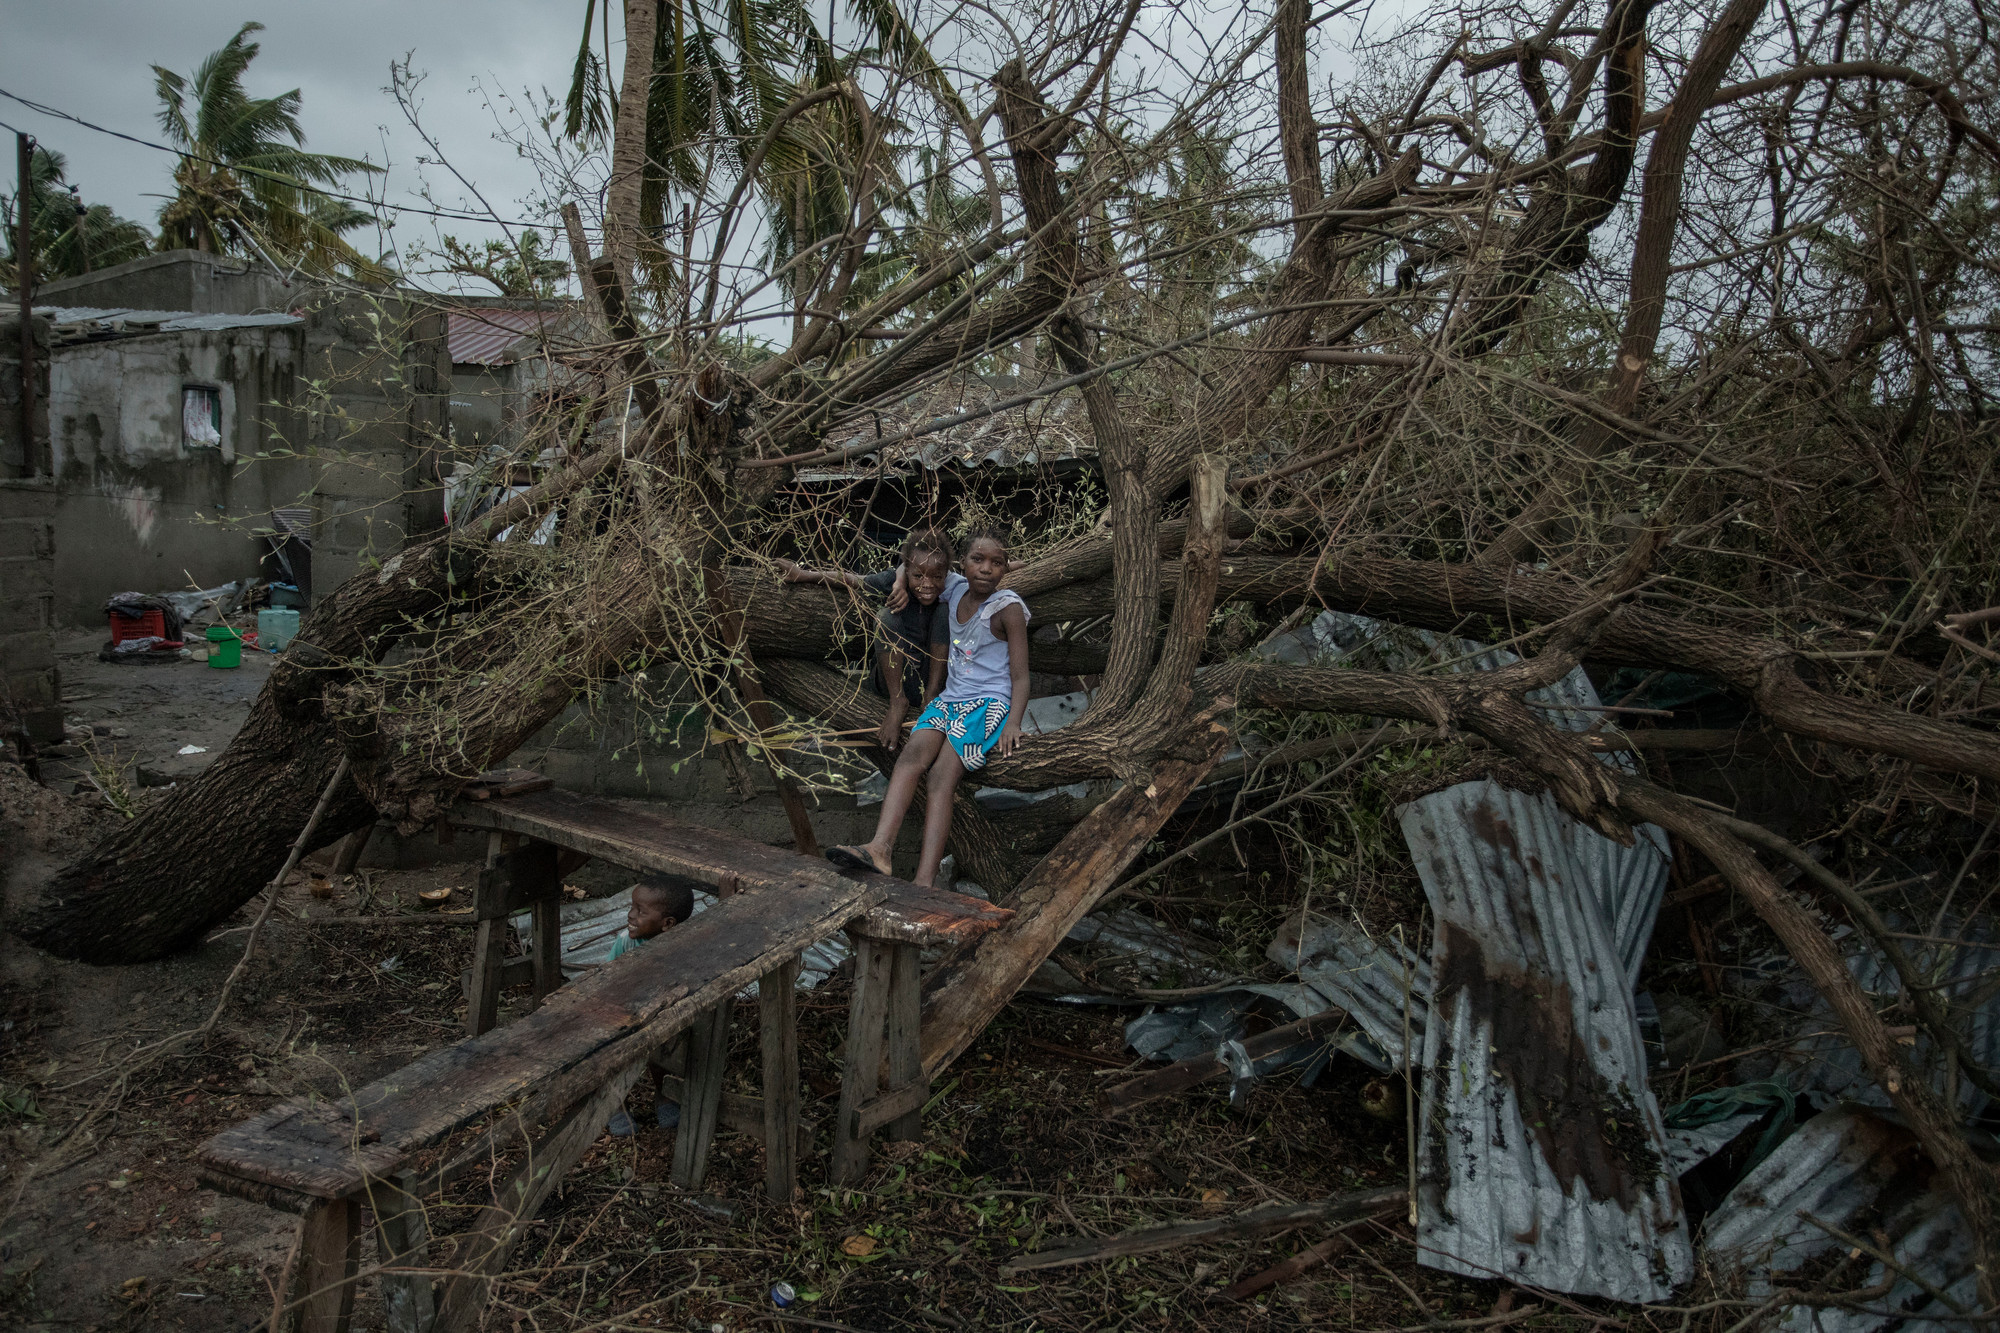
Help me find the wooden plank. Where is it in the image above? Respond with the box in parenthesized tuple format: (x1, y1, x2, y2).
(448, 787, 1012, 944)
(832, 936, 894, 1185)
(854, 1082, 928, 1138)
(1102, 1008, 1352, 1117)
(671, 1000, 734, 1190)
(854, 878, 1016, 946)
(465, 917, 505, 1038)
(530, 896, 562, 1005)
(760, 956, 801, 1203)
(885, 942, 925, 1140)
(475, 842, 562, 921)
(460, 956, 533, 996)
(449, 787, 855, 897)
(463, 768, 554, 801)
(196, 873, 881, 1200)
(289, 1196, 361, 1333)
(430, 1064, 645, 1333)
(1001, 1187, 1405, 1273)
(363, 1175, 435, 1333)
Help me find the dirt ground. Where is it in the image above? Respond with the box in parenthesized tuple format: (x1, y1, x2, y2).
(0, 648, 1684, 1333)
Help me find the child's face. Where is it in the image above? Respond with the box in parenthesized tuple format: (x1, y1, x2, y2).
(627, 892, 675, 940)
(963, 538, 1008, 594)
(905, 552, 948, 605)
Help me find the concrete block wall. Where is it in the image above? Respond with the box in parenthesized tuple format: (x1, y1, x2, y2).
(0, 479, 62, 743)
(1, 312, 51, 477)
(300, 299, 449, 594)
(44, 324, 312, 622)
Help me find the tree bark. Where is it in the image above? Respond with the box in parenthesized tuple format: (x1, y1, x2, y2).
(604, 0, 658, 301)
(15, 535, 496, 962)
(994, 59, 1158, 717)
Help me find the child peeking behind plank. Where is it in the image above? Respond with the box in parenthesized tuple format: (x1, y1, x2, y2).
(605, 876, 695, 1136)
(825, 526, 1029, 887)
(777, 528, 957, 751)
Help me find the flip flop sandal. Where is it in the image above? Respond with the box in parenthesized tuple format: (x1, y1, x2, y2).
(826, 845, 882, 875)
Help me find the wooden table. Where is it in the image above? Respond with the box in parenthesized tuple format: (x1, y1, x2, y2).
(196, 780, 1012, 1333)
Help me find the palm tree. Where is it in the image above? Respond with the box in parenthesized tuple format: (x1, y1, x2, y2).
(2, 145, 153, 286)
(564, 0, 964, 299)
(152, 22, 386, 280)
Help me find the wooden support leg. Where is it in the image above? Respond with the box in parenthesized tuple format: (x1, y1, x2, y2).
(430, 1063, 646, 1333)
(760, 956, 801, 1203)
(529, 891, 562, 1006)
(465, 834, 507, 1037)
(465, 918, 505, 1038)
(833, 935, 894, 1185)
(886, 942, 926, 1141)
(289, 1196, 361, 1333)
(671, 998, 733, 1190)
(330, 824, 373, 876)
(364, 1174, 435, 1333)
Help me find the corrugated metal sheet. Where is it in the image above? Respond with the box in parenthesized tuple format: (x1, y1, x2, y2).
(799, 374, 1094, 477)
(1405, 778, 1692, 1301)
(1781, 923, 2000, 1121)
(447, 307, 557, 365)
(1704, 1107, 1975, 1333)
(1267, 914, 1430, 1071)
(40, 305, 305, 342)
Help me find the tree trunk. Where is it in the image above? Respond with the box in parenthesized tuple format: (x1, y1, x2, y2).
(15, 535, 491, 962)
(605, 0, 658, 299)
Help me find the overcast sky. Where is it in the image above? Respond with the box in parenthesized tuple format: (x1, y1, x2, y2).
(0, 1, 590, 291)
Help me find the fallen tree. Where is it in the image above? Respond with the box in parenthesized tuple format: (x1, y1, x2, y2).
(19, 0, 2000, 1300)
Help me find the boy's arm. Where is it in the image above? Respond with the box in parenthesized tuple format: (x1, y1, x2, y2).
(876, 645, 911, 751)
(996, 603, 1031, 757)
(926, 637, 948, 705)
(777, 558, 864, 589)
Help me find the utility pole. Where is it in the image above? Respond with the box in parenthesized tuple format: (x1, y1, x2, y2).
(14, 132, 35, 477)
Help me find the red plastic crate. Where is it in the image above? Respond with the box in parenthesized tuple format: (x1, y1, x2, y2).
(109, 609, 166, 644)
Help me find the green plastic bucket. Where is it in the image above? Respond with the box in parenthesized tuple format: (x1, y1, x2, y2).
(205, 625, 242, 669)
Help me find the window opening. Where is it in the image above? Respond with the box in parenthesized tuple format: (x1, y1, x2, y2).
(183, 386, 223, 448)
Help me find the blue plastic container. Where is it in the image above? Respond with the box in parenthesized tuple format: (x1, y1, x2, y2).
(257, 607, 301, 651)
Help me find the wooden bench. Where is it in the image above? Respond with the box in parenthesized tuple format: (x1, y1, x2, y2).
(198, 783, 1011, 1332)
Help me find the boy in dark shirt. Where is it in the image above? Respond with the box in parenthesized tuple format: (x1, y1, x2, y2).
(605, 877, 696, 1135)
(777, 529, 955, 750)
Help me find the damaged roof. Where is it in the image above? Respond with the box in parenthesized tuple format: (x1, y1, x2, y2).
(38, 305, 304, 344)
(796, 373, 1094, 480)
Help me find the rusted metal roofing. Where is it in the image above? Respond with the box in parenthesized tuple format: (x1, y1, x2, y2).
(447, 307, 560, 365)
(1405, 778, 1692, 1302)
(796, 373, 1094, 479)
(1704, 1107, 1974, 1333)
(1782, 921, 2000, 1120)
(1267, 914, 1430, 1071)
(39, 305, 304, 343)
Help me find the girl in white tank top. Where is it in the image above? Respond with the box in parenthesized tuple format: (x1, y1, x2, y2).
(826, 528, 1031, 887)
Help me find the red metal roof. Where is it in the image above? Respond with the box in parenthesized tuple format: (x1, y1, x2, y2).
(447, 308, 555, 366)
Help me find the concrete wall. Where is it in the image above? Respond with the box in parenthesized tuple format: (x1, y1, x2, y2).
(450, 363, 511, 455)
(0, 479, 62, 743)
(36, 293, 449, 624)
(35, 250, 297, 316)
(1, 313, 51, 477)
(46, 323, 311, 621)
(302, 298, 449, 594)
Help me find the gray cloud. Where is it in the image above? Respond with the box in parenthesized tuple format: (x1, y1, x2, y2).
(2, 1, 590, 290)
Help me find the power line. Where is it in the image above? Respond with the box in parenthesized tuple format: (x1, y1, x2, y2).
(0, 85, 559, 230)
